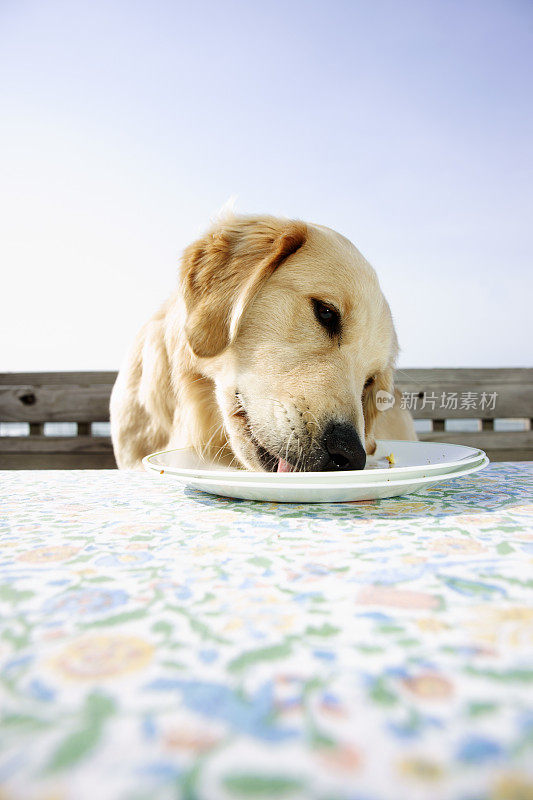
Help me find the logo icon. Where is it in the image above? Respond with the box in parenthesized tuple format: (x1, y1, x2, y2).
(376, 390, 395, 411)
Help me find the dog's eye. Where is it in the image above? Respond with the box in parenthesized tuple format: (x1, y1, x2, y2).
(312, 299, 341, 337)
(364, 376, 375, 390)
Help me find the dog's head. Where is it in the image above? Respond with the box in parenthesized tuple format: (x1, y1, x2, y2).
(180, 214, 398, 472)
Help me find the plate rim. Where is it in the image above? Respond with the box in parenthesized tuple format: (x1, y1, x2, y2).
(143, 439, 485, 482)
(146, 455, 489, 492)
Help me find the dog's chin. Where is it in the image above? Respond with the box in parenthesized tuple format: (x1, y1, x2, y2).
(227, 425, 283, 472)
(223, 393, 289, 472)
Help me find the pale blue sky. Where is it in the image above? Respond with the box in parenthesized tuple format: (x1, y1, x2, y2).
(1, 0, 532, 369)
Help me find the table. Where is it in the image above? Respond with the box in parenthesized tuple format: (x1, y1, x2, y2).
(1, 464, 532, 800)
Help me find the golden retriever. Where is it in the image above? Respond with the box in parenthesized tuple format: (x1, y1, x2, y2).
(110, 213, 416, 471)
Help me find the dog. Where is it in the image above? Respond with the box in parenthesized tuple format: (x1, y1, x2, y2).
(110, 213, 416, 471)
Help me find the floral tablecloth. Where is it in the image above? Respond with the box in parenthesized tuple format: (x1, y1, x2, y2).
(1, 464, 532, 800)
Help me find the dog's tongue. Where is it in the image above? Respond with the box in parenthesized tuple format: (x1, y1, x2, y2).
(277, 458, 292, 473)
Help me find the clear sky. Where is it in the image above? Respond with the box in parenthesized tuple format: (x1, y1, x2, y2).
(1, 0, 532, 370)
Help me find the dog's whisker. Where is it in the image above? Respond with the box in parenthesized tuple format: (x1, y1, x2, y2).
(211, 443, 232, 465)
(199, 429, 221, 455)
(304, 408, 320, 431)
(184, 375, 216, 390)
(205, 421, 225, 448)
(195, 421, 227, 464)
(202, 440, 231, 468)
(284, 430, 294, 465)
(204, 428, 229, 462)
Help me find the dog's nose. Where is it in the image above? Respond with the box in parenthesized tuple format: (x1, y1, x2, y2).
(322, 422, 367, 471)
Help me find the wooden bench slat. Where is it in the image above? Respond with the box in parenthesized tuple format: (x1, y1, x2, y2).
(418, 430, 533, 461)
(0, 436, 114, 454)
(0, 453, 117, 469)
(396, 368, 533, 384)
(0, 372, 117, 385)
(0, 384, 114, 422)
(0, 436, 116, 470)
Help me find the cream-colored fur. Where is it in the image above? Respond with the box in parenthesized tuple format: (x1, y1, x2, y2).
(110, 214, 416, 471)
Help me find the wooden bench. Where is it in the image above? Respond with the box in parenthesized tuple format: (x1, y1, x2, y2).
(1, 369, 531, 469)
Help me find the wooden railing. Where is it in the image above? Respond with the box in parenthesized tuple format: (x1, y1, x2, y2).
(0, 372, 116, 469)
(393, 368, 532, 462)
(0, 369, 531, 468)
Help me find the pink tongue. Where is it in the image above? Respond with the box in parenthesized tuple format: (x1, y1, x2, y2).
(277, 458, 292, 473)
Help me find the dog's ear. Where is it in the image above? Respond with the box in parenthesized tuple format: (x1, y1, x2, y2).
(362, 367, 394, 455)
(180, 216, 307, 358)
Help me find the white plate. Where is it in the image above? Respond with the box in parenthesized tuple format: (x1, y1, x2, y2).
(144, 440, 485, 484)
(143, 443, 489, 503)
(152, 458, 489, 503)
